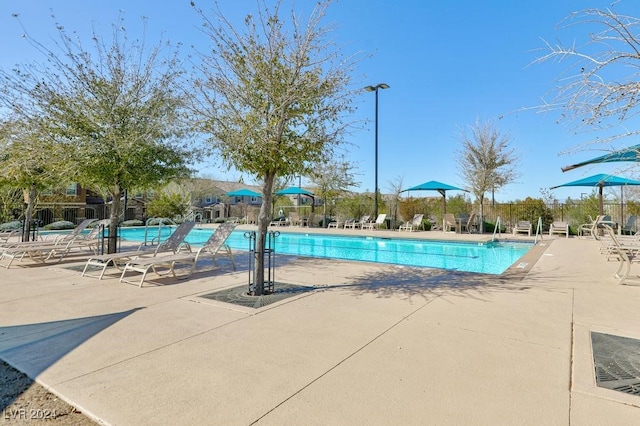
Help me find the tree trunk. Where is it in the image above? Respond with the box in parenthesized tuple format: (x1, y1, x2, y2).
(479, 194, 485, 233)
(108, 184, 122, 254)
(252, 173, 276, 296)
(22, 184, 37, 242)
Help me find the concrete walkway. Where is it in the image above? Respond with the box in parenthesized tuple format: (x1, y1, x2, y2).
(1, 228, 640, 425)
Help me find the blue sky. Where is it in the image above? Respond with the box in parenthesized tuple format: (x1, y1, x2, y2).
(1, 0, 639, 202)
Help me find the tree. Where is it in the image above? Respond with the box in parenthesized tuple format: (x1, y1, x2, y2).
(536, 7, 640, 149)
(0, 118, 71, 240)
(309, 156, 359, 226)
(456, 119, 519, 232)
(0, 14, 195, 252)
(191, 0, 358, 295)
(386, 176, 405, 230)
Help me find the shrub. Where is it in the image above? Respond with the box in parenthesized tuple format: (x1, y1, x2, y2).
(43, 221, 75, 230)
(121, 220, 144, 227)
(0, 221, 22, 231)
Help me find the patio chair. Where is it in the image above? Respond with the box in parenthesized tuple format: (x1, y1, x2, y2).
(0, 229, 21, 244)
(549, 221, 569, 238)
(302, 212, 315, 227)
(0, 218, 98, 249)
(327, 217, 345, 229)
(362, 214, 387, 230)
(460, 213, 478, 233)
(621, 216, 639, 235)
(119, 222, 237, 287)
(0, 220, 109, 268)
(288, 212, 301, 226)
(600, 224, 640, 285)
(442, 214, 457, 233)
(578, 215, 605, 239)
(512, 220, 532, 236)
(399, 214, 424, 232)
(81, 221, 196, 280)
(345, 215, 369, 229)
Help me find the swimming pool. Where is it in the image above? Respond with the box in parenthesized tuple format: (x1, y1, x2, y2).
(117, 226, 533, 275)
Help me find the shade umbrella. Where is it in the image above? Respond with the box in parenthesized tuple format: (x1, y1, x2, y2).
(561, 144, 640, 172)
(275, 186, 314, 196)
(226, 188, 262, 197)
(400, 180, 468, 214)
(550, 173, 640, 220)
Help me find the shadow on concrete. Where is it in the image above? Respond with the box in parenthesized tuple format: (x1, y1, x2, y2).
(0, 308, 143, 411)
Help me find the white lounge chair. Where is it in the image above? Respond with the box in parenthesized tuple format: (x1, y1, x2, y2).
(442, 214, 457, 233)
(512, 221, 532, 236)
(119, 222, 237, 287)
(345, 215, 369, 229)
(549, 221, 569, 238)
(362, 214, 387, 230)
(399, 214, 424, 232)
(0, 218, 98, 249)
(81, 221, 196, 280)
(0, 220, 109, 268)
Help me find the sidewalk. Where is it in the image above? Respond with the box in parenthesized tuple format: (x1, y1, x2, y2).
(1, 232, 640, 425)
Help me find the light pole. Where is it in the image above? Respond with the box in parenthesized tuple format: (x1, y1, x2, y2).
(364, 83, 389, 219)
(296, 175, 302, 210)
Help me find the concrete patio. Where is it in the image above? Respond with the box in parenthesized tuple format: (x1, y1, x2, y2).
(1, 226, 640, 425)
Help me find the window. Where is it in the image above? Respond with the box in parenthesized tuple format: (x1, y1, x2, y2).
(66, 183, 78, 196)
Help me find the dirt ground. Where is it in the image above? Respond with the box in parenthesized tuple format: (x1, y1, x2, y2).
(0, 360, 98, 425)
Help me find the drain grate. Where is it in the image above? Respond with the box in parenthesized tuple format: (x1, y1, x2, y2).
(591, 332, 640, 396)
(200, 283, 315, 309)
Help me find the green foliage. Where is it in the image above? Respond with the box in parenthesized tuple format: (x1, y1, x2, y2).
(147, 193, 190, 219)
(121, 220, 144, 227)
(335, 194, 373, 220)
(0, 221, 21, 231)
(516, 197, 554, 228)
(627, 200, 640, 216)
(444, 194, 473, 218)
(43, 220, 74, 230)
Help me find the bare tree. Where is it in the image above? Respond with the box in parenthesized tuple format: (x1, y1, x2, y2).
(386, 176, 404, 230)
(190, 0, 359, 294)
(456, 119, 519, 232)
(536, 6, 640, 150)
(309, 156, 359, 226)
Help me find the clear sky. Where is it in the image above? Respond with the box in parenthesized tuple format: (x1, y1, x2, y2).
(1, 0, 639, 202)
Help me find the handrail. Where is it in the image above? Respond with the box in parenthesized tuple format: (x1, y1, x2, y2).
(534, 217, 543, 243)
(143, 217, 177, 246)
(492, 216, 502, 241)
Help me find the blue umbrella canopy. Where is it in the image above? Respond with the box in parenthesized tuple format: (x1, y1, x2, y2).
(551, 173, 640, 216)
(401, 180, 468, 213)
(561, 144, 640, 172)
(276, 186, 314, 196)
(226, 188, 261, 197)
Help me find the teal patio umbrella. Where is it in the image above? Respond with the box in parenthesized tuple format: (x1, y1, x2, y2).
(401, 180, 468, 213)
(226, 188, 261, 197)
(551, 173, 640, 218)
(275, 186, 314, 196)
(562, 144, 640, 172)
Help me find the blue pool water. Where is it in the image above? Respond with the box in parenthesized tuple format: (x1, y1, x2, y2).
(118, 226, 533, 275)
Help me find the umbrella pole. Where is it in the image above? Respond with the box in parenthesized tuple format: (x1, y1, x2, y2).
(599, 184, 604, 216)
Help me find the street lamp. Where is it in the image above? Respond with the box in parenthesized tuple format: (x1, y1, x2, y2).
(364, 83, 389, 219)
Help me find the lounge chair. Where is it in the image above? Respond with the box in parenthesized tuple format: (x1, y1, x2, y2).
(81, 221, 196, 280)
(0, 220, 109, 268)
(442, 214, 457, 233)
(600, 224, 640, 285)
(512, 220, 532, 236)
(288, 212, 301, 226)
(0, 218, 98, 248)
(119, 222, 237, 287)
(399, 214, 424, 232)
(327, 217, 345, 229)
(549, 221, 569, 238)
(345, 215, 369, 229)
(578, 215, 605, 239)
(362, 214, 387, 230)
(0, 229, 21, 244)
(621, 216, 638, 235)
(302, 212, 315, 227)
(460, 213, 477, 233)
